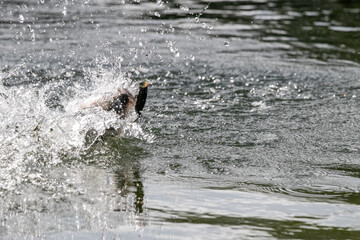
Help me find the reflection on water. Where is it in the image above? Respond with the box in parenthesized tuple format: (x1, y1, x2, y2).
(83, 132, 147, 213)
(146, 179, 360, 239)
(1, 0, 360, 239)
(97, 135, 146, 213)
(0, 136, 148, 238)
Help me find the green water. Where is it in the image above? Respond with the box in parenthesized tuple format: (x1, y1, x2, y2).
(1, 0, 360, 239)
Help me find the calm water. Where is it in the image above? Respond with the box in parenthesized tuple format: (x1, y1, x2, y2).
(1, 0, 360, 239)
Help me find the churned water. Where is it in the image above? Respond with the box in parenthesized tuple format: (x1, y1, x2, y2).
(1, 0, 360, 239)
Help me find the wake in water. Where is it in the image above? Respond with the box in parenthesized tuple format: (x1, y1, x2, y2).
(0, 56, 153, 193)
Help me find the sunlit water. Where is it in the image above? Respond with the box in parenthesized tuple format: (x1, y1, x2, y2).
(1, 0, 360, 239)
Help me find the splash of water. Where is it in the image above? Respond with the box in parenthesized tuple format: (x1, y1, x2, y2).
(0, 56, 153, 194)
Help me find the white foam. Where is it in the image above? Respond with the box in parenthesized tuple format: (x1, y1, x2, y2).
(0, 60, 153, 193)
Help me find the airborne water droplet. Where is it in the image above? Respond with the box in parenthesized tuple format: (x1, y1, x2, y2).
(224, 41, 230, 46)
(18, 14, 24, 23)
(154, 12, 161, 17)
(180, 6, 189, 12)
(31, 32, 36, 42)
(62, 7, 67, 16)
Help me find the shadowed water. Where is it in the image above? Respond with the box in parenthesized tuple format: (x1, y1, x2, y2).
(1, 0, 360, 239)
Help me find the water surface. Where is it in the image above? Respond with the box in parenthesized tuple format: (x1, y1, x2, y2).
(1, 0, 360, 239)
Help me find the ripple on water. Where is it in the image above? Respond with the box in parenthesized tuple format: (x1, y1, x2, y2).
(1, 0, 360, 238)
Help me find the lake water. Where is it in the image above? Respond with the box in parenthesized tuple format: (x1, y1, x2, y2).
(1, 0, 360, 239)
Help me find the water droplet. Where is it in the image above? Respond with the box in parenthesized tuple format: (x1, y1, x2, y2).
(154, 12, 161, 17)
(157, 0, 163, 6)
(18, 15, 24, 23)
(180, 6, 189, 12)
(195, 17, 200, 23)
(224, 41, 230, 46)
(30, 30, 36, 41)
(62, 7, 67, 16)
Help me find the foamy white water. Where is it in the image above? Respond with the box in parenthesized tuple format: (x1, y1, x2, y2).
(0, 61, 153, 193)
